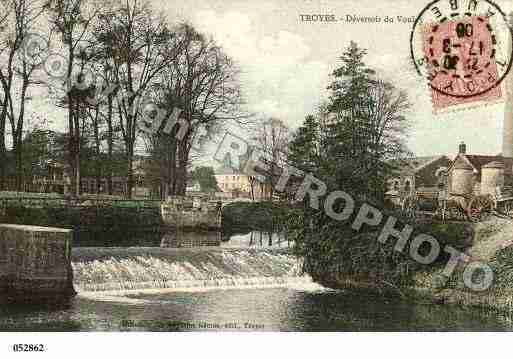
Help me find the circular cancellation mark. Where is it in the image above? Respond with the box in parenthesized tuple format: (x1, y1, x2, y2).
(410, 0, 513, 99)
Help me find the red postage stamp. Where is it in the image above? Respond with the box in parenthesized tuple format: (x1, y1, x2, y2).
(410, 0, 513, 113)
(422, 16, 502, 111)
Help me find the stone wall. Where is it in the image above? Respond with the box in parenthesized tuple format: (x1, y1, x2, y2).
(0, 224, 75, 303)
(161, 198, 221, 230)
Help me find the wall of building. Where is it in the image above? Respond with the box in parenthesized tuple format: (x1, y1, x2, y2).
(451, 168, 474, 195)
(481, 167, 504, 196)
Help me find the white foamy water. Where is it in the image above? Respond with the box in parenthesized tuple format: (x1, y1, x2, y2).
(72, 249, 318, 295)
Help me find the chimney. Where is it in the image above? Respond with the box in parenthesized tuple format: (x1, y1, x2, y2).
(459, 141, 467, 154)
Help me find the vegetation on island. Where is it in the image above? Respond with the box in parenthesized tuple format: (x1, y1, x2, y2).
(284, 41, 472, 291)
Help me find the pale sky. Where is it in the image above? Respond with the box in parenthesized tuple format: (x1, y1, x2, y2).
(158, 0, 513, 158)
(34, 0, 513, 159)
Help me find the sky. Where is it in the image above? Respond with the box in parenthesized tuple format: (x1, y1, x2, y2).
(156, 0, 513, 158)
(32, 0, 513, 159)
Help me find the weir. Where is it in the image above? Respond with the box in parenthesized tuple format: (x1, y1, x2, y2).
(72, 248, 310, 293)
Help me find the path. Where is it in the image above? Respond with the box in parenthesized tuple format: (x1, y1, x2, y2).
(467, 215, 513, 261)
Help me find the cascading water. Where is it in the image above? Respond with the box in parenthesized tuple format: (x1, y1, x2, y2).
(72, 248, 315, 294)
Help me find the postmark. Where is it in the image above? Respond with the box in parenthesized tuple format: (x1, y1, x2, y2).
(410, 0, 513, 111)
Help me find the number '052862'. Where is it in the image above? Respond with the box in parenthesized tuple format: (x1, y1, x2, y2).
(12, 344, 45, 352)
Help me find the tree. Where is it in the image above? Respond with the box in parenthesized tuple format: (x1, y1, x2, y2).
(252, 117, 290, 200)
(148, 23, 244, 197)
(96, 0, 176, 199)
(323, 41, 410, 201)
(288, 42, 413, 289)
(191, 166, 218, 193)
(288, 114, 321, 174)
(46, 0, 101, 197)
(0, 0, 47, 190)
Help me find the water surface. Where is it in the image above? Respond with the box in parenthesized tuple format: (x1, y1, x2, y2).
(1, 287, 512, 331)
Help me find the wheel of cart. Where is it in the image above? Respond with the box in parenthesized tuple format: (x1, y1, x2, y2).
(492, 186, 513, 217)
(467, 194, 494, 222)
(496, 198, 513, 216)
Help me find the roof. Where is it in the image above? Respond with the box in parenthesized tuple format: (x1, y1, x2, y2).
(214, 166, 241, 175)
(451, 154, 513, 174)
(483, 161, 504, 169)
(453, 157, 473, 170)
(392, 156, 448, 175)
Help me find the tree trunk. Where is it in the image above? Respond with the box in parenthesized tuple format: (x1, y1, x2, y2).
(13, 138, 22, 192)
(175, 141, 189, 196)
(74, 108, 81, 198)
(93, 108, 101, 194)
(126, 141, 134, 199)
(166, 136, 177, 197)
(107, 95, 114, 195)
(0, 108, 6, 191)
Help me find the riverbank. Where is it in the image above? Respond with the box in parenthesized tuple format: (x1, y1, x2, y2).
(310, 216, 513, 313)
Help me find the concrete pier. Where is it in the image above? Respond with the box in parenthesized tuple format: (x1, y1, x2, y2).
(0, 224, 76, 303)
(161, 197, 221, 230)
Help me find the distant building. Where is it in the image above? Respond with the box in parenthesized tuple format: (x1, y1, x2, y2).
(387, 155, 452, 199)
(214, 166, 271, 199)
(448, 142, 513, 196)
(386, 142, 513, 204)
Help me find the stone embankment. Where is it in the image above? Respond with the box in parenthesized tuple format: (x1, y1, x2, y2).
(0, 224, 76, 303)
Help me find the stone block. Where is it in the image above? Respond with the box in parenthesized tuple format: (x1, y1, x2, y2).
(0, 224, 75, 303)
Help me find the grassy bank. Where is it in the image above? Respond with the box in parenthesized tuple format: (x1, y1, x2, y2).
(297, 214, 513, 312)
(0, 203, 163, 247)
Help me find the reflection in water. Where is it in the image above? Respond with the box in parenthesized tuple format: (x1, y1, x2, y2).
(1, 287, 513, 331)
(222, 231, 290, 248)
(160, 231, 221, 248)
(158, 230, 290, 249)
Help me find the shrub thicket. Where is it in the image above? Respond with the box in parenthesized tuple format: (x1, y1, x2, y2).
(286, 203, 473, 289)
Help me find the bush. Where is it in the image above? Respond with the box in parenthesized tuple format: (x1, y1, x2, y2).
(286, 204, 474, 289)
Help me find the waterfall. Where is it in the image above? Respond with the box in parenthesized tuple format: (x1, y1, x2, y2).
(72, 248, 314, 294)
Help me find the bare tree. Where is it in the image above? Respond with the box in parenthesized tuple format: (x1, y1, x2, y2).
(0, 1, 12, 190)
(95, 0, 177, 198)
(46, 0, 100, 197)
(253, 117, 290, 200)
(0, 0, 47, 190)
(151, 23, 245, 196)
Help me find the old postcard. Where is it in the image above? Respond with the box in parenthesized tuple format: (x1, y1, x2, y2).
(1, 0, 513, 355)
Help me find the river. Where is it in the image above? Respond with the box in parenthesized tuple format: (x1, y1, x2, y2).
(1, 231, 512, 331)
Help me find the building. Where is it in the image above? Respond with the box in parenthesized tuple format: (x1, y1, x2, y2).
(387, 155, 452, 201)
(448, 142, 513, 196)
(214, 166, 271, 199)
(386, 141, 513, 204)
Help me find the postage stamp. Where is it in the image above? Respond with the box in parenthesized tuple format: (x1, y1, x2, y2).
(410, 0, 513, 112)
